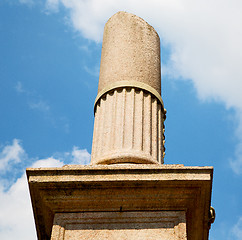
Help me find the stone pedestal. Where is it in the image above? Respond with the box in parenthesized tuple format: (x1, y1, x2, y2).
(27, 165, 213, 240)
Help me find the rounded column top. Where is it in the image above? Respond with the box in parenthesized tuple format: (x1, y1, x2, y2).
(98, 11, 161, 95)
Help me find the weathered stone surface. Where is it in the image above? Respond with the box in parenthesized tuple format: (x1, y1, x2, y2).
(91, 12, 165, 165)
(51, 211, 186, 240)
(98, 11, 161, 95)
(92, 88, 165, 165)
(27, 164, 213, 240)
(27, 11, 214, 240)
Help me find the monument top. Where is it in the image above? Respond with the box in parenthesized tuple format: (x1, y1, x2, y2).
(91, 11, 165, 165)
(97, 11, 161, 98)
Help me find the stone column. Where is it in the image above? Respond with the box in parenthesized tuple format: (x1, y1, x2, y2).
(27, 12, 214, 240)
(91, 12, 166, 165)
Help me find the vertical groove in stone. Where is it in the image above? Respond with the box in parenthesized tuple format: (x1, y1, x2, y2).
(97, 97, 106, 156)
(122, 88, 126, 148)
(143, 93, 152, 155)
(123, 88, 134, 149)
(110, 90, 117, 151)
(161, 109, 165, 164)
(141, 90, 144, 152)
(131, 88, 135, 149)
(150, 94, 153, 156)
(152, 98, 158, 160)
(162, 110, 166, 162)
(114, 89, 124, 150)
(113, 89, 119, 151)
(133, 90, 143, 151)
(158, 103, 162, 163)
(113, 90, 119, 150)
(103, 93, 112, 153)
(92, 106, 98, 159)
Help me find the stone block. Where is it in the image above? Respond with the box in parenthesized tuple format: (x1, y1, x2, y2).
(27, 164, 213, 240)
(51, 211, 186, 240)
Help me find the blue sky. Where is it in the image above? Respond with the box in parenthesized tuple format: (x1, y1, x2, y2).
(0, 0, 242, 239)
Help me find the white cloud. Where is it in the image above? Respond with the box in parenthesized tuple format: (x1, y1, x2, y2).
(31, 157, 64, 168)
(0, 157, 64, 240)
(0, 173, 36, 240)
(71, 146, 91, 165)
(0, 140, 90, 240)
(44, 0, 242, 173)
(45, 0, 113, 42)
(0, 139, 25, 171)
(231, 217, 242, 240)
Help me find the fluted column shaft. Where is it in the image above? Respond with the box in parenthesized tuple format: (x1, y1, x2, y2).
(91, 88, 165, 164)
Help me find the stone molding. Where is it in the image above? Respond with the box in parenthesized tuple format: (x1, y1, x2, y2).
(91, 88, 165, 164)
(51, 211, 186, 240)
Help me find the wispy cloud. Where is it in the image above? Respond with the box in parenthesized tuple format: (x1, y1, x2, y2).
(15, 81, 25, 93)
(29, 100, 50, 113)
(19, 0, 33, 5)
(45, 0, 59, 12)
(231, 217, 242, 240)
(15, 81, 50, 113)
(15, 81, 52, 120)
(0, 139, 25, 172)
(83, 64, 100, 78)
(0, 139, 90, 240)
(14, 82, 69, 132)
(230, 142, 242, 175)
